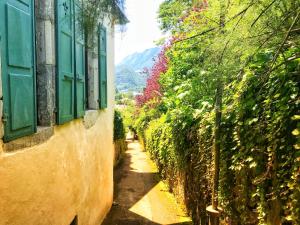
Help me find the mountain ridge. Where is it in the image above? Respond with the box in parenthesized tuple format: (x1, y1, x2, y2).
(115, 47, 161, 92)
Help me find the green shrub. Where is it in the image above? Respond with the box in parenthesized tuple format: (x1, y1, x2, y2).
(135, 0, 300, 223)
(137, 48, 300, 224)
(113, 110, 126, 141)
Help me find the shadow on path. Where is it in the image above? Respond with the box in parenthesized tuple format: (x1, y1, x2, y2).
(102, 140, 192, 225)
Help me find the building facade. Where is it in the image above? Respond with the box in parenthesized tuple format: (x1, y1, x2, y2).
(0, 0, 125, 224)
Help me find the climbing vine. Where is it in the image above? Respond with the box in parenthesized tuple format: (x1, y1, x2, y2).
(134, 0, 300, 224)
(78, 0, 127, 46)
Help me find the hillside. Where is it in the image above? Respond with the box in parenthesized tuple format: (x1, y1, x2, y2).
(115, 47, 161, 92)
(118, 47, 161, 72)
(115, 65, 147, 92)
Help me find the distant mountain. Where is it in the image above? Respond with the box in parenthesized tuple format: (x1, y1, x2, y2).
(115, 65, 147, 92)
(116, 47, 161, 92)
(118, 47, 161, 72)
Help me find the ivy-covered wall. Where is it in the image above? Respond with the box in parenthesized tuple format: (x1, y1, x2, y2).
(136, 47, 299, 225)
(142, 53, 298, 224)
(134, 1, 299, 224)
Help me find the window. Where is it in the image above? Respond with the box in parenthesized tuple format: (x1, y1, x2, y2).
(0, 0, 36, 142)
(56, 0, 86, 124)
(0, 0, 110, 143)
(98, 24, 108, 109)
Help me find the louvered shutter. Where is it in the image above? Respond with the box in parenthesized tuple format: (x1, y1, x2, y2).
(74, 1, 85, 118)
(98, 25, 107, 109)
(0, 0, 36, 142)
(56, 0, 75, 124)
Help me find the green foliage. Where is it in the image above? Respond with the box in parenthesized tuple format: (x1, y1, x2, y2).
(219, 47, 300, 224)
(158, 0, 192, 33)
(145, 116, 176, 172)
(78, 0, 127, 47)
(135, 0, 300, 224)
(115, 91, 134, 105)
(134, 100, 165, 141)
(115, 92, 136, 132)
(113, 110, 126, 141)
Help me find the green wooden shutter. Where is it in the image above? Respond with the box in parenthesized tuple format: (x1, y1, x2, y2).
(98, 25, 107, 109)
(56, 0, 75, 124)
(0, 0, 36, 142)
(74, 1, 85, 118)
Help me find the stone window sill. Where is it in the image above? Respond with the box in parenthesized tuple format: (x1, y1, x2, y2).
(3, 109, 102, 152)
(3, 126, 54, 152)
(83, 110, 100, 129)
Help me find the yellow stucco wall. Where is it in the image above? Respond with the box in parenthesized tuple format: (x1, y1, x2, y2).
(0, 21, 116, 225)
(0, 112, 115, 225)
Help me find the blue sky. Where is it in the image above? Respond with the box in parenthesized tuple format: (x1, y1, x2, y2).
(115, 0, 164, 64)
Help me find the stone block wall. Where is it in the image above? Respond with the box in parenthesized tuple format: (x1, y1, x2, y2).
(35, 0, 56, 126)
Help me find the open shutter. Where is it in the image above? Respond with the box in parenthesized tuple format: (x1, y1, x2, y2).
(0, 0, 36, 142)
(74, 1, 85, 118)
(98, 25, 107, 109)
(56, 0, 75, 124)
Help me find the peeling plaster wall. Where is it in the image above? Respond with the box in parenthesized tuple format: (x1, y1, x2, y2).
(0, 16, 116, 225)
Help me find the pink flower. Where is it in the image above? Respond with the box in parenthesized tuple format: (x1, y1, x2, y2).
(136, 45, 169, 107)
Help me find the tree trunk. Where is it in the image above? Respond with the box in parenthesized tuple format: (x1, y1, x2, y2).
(212, 81, 223, 210)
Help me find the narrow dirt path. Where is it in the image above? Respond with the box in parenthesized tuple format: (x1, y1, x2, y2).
(102, 140, 192, 225)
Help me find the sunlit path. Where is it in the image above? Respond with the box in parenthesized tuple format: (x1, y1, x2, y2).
(102, 140, 192, 225)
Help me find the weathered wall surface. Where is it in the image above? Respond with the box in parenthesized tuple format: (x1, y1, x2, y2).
(0, 116, 113, 225)
(0, 18, 116, 225)
(35, 0, 56, 126)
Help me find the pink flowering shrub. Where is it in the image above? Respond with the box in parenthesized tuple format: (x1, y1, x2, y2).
(136, 45, 169, 107)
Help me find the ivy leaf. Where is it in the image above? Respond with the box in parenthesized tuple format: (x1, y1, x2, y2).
(246, 156, 253, 162)
(248, 118, 258, 125)
(290, 94, 297, 100)
(274, 93, 280, 98)
(250, 162, 257, 168)
(291, 115, 300, 120)
(292, 129, 300, 136)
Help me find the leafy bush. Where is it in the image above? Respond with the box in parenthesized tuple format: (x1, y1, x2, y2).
(219, 49, 300, 223)
(113, 110, 125, 141)
(140, 48, 300, 224)
(135, 0, 300, 224)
